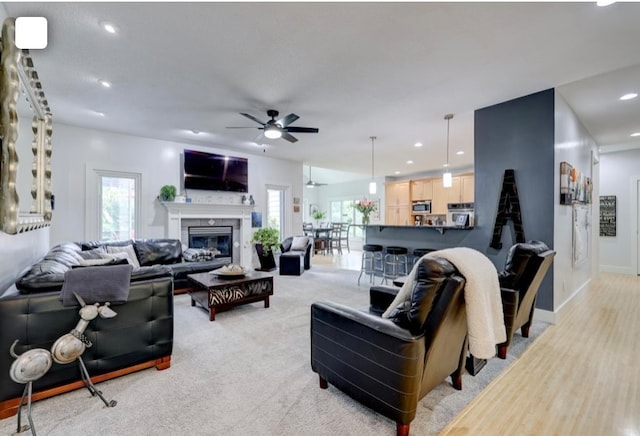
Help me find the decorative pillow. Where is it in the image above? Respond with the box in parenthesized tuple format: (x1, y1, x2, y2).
(78, 257, 123, 267)
(291, 236, 309, 251)
(79, 247, 106, 260)
(106, 244, 141, 268)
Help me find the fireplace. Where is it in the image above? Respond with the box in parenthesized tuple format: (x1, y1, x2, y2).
(188, 226, 232, 262)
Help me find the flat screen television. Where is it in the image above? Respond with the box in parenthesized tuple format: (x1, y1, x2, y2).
(183, 149, 249, 193)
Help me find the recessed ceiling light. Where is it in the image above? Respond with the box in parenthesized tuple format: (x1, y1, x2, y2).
(596, 0, 616, 6)
(414, 142, 423, 148)
(101, 22, 118, 34)
(394, 171, 400, 175)
(93, 111, 105, 117)
(406, 160, 413, 164)
(443, 163, 449, 168)
(98, 79, 111, 88)
(456, 150, 464, 155)
(620, 93, 638, 101)
(631, 132, 640, 137)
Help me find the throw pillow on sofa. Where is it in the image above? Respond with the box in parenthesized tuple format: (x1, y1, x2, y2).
(79, 246, 106, 260)
(106, 245, 141, 268)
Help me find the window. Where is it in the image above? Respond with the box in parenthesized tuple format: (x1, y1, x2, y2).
(266, 187, 286, 238)
(86, 168, 141, 241)
(100, 175, 137, 241)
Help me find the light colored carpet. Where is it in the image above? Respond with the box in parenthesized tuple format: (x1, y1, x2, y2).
(0, 266, 548, 436)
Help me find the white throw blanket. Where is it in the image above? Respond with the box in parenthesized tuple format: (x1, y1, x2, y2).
(382, 247, 506, 359)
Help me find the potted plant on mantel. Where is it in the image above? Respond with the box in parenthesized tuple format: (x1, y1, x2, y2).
(159, 185, 177, 202)
(251, 227, 280, 271)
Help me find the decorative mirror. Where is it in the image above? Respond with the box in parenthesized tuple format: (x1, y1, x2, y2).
(0, 17, 53, 234)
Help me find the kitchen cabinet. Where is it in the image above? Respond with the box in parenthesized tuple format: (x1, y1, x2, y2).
(460, 174, 475, 203)
(386, 181, 410, 206)
(385, 205, 411, 226)
(385, 181, 410, 224)
(410, 179, 433, 202)
(431, 176, 461, 215)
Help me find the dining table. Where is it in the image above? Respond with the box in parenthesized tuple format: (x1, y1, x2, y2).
(309, 226, 332, 254)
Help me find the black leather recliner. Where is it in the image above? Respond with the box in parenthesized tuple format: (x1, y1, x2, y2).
(497, 240, 555, 359)
(311, 256, 468, 436)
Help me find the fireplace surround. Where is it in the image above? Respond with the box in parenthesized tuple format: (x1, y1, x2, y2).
(161, 202, 254, 267)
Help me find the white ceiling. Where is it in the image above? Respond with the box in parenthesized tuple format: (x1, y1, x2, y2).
(4, 2, 640, 185)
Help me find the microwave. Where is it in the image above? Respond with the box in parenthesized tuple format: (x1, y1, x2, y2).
(412, 201, 432, 213)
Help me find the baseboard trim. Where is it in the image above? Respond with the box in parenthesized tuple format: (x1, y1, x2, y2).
(534, 308, 556, 324)
(599, 265, 635, 275)
(0, 355, 171, 419)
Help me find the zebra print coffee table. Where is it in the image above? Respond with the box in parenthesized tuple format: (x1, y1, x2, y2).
(187, 271, 274, 321)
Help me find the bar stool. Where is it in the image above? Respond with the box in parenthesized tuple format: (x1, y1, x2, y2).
(382, 246, 409, 285)
(358, 244, 384, 286)
(412, 248, 436, 266)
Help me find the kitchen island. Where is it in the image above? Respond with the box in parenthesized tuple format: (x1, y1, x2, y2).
(364, 224, 477, 262)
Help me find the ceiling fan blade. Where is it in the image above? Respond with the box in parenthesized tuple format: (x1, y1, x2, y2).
(226, 126, 262, 129)
(278, 113, 299, 127)
(286, 126, 319, 134)
(281, 131, 298, 143)
(240, 112, 266, 125)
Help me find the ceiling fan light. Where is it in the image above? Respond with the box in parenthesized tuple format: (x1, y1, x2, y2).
(369, 181, 377, 195)
(264, 126, 282, 139)
(443, 171, 453, 188)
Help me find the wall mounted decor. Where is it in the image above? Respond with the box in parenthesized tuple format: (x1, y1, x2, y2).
(560, 161, 592, 205)
(599, 195, 616, 237)
(490, 169, 525, 249)
(0, 17, 53, 234)
(559, 162, 573, 205)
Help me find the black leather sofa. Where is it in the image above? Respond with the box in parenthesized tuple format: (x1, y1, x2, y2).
(15, 239, 229, 295)
(0, 264, 174, 419)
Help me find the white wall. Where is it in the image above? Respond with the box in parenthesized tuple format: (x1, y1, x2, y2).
(599, 148, 640, 274)
(553, 92, 599, 311)
(50, 123, 303, 245)
(0, 5, 51, 295)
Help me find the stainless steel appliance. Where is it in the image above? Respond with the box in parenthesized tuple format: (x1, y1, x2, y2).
(412, 201, 432, 213)
(447, 202, 474, 227)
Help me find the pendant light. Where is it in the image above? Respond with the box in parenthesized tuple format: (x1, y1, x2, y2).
(443, 114, 453, 188)
(369, 136, 377, 195)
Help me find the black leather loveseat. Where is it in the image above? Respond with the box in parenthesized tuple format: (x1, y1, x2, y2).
(15, 239, 229, 295)
(0, 262, 174, 419)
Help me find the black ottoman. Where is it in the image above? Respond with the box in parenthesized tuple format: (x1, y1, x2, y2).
(280, 252, 304, 276)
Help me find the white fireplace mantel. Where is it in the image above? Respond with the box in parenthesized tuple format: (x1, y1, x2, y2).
(161, 201, 255, 266)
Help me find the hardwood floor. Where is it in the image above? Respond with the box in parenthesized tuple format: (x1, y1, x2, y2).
(440, 272, 640, 436)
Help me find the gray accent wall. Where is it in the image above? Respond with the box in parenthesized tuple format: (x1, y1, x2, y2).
(472, 89, 556, 310)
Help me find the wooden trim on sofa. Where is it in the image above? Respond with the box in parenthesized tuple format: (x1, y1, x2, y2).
(0, 355, 171, 419)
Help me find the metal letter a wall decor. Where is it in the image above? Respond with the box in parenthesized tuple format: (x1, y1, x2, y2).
(490, 169, 526, 249)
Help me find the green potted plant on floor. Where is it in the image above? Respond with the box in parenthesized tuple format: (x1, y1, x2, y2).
(159, 185, 177, 202)
(251, 227, 280, 271)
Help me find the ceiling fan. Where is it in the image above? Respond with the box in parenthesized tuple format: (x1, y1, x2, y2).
(305, 166, 327, 188)
(227, 109, 319, 143)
